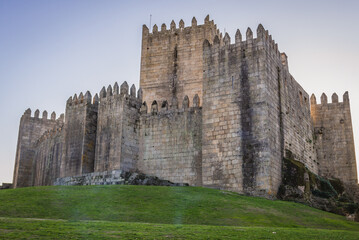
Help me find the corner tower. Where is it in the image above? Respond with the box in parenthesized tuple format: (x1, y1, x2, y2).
(140, 15, 219, 106)
(311, 92, 357, 184)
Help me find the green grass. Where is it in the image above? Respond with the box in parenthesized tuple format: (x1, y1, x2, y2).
(1, 217, 358, 239)
(0, 185, 358, 239)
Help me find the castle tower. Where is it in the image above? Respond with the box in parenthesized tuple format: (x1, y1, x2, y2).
(311, 92, 357, 183)
(140, 15, 218, 107)
(201, 25, 318, 197)
(94, 82, 142, 172)
(12, 109, 63, 188)
(60, 92, 98, 177)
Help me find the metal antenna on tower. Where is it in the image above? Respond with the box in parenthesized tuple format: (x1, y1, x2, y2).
(150, 14, 152, 29)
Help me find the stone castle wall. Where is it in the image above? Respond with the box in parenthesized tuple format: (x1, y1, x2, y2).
(138, 96, 202, 186)
(61, 92, 98, 177)
(140, 16, 218, 107)
(311, 92, 357, 183)
(12, 16, 357, 198)
(32, 127, 64, 186)
(94, 82, 142, 172)
(12, 109, 63, 188)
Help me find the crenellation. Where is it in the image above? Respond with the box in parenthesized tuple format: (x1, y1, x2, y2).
(34, 109, 40, 118)
(223, 32, 231, 45)
(79, 92, 84, 103)
(191, 17, 197, 27)
(344, 91, 349, 103)
(161, 23, 166, 32)
(51, 111, 56, 120)
(179, 19, 184, 29)
(320, 93, 328, 104)
(100, 87, 106, 98)
(12, 16, 357, 201)
(120, 81, 129, 95)
(73, 93, 78, 104)
(106, 85, 113, 96)
(24, 108, 31, 117)
(113, 82, 119, 95)
(170, 20, 176, 30)
(93, 93, 99, 104)
(42, 110, 48, 119)
(235, 29, 242, 44)
(152, 24, 158, 33)
(246, 27, 253, 41)
(130, 84, 136, 97)
(137, 88, 143, 101)
(84, 91, 92, 104)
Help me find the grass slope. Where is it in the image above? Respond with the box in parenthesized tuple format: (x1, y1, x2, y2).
(0, 185, 358, 239)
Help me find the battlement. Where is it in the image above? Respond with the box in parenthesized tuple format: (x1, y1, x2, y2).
(22, 108, 64, 122)
(140, 15, 218, 108)
(310, 92, 350, 105)
(66, 90, 98, 107)
(97, 81, 142, 109)
(12, 15, 358, 199)
(143, 15, 217, 36)
(203, 24, 283, 66)
(140, 94, 201, 115)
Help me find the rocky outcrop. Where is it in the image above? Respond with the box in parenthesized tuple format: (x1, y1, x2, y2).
(54, 170, 189, 187)
(277, 152, 359, 222)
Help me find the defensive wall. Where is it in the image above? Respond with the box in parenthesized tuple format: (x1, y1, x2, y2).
(11, 15, 357, 199)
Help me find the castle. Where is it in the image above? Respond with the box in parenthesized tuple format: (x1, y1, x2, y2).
(12, 15, 358, 198)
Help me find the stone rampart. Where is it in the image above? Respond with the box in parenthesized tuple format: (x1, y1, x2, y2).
(61, 91, 98, 177)
(311, 92, 357, 183)
(94, 82, 142, 172)
(12, 109, 64, 188)
(138, 95, 202, 186)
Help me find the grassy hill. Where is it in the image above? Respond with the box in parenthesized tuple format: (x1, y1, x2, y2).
(0, 185, 358, 239)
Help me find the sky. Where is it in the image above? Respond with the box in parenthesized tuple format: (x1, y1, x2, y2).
(1, 0, 359, 184)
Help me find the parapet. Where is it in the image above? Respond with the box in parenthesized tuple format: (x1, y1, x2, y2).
(203, 23, 282, 63)
(310, 92, 350, 106)
(98, 81, 142, 109)
(140, 94, 201, 115)
(143, 14, 217, 37)
(21, 108, 64, 123)
(66, 90, 96, 107)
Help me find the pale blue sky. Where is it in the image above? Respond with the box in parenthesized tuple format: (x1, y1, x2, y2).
(1, 0, 359, 184)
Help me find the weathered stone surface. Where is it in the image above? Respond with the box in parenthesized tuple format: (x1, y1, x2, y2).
(278, 156, 359, 221)
(54, 170, 188, 187)
(12, 16, 357, 205)
(311, 92, 357, 184)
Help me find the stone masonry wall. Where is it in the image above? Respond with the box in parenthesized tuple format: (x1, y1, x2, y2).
(261, 36, 318, 174)
(202, 25, 318, 197)
(12, 109, 63, 188)
(201, 35, 243, 193)
(94, 82, 142, 172)
(311, 92, 357, 183)
(31, 127, 64, 186)
(138, 96, 202, 186)
(61, 92, 98, 177)
(140, 15, 218, 106)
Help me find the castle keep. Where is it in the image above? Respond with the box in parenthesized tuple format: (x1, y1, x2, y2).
(12, 16, 358, 198)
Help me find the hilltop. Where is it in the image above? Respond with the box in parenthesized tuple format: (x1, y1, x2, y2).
(0, 185, 358, 239)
